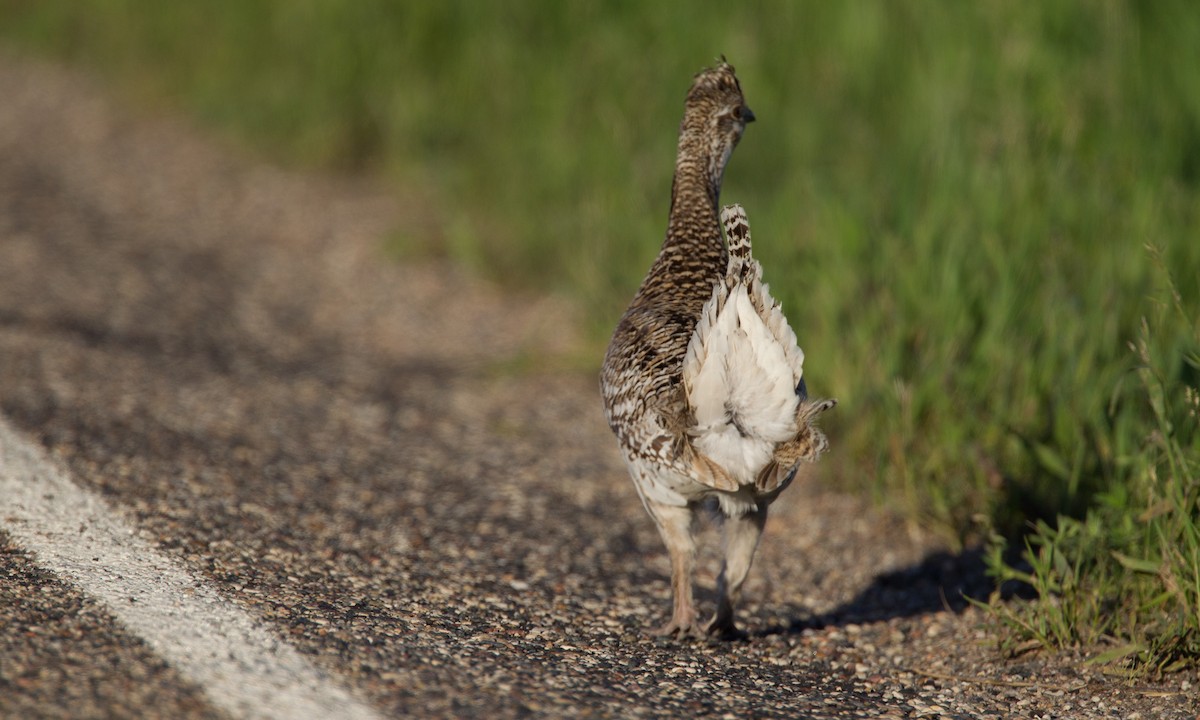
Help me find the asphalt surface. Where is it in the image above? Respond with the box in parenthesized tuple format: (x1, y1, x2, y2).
(1, 54, 1196, 719)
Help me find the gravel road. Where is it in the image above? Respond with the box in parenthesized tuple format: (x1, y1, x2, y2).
(0, 54, 1195, 719)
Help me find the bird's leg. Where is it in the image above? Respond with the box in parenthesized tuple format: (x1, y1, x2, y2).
(647, 501, 701, 638)
(706, 505, 768, 638)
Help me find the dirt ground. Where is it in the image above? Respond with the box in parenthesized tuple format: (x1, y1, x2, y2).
(0, 53, 1195, 719)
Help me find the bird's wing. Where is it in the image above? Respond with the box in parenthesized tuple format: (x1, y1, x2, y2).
(603, 303, 740, 493)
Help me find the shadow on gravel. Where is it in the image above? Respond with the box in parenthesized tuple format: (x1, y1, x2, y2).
(759, 546, 1033, 637)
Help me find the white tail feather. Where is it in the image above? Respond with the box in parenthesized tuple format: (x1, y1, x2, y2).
(681, 204, 809, 487)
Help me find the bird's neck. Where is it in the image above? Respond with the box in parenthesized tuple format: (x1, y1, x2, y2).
(628, 125, 730, 309)
(662, 131, 726, 259)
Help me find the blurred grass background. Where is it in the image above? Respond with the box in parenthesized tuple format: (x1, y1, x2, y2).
(2, 0, 1197, 670)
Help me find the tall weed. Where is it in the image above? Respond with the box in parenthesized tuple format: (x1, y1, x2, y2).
(985, 258, 1200, 673)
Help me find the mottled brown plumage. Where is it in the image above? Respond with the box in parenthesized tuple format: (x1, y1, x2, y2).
(602, 61, 753, 486)
(600, 61, 834, 638)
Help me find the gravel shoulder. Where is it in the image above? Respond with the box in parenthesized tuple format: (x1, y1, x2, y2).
(0, 53, 1195, 719)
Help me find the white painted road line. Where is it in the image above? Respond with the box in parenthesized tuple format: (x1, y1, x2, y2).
(0, 415, 384, 720)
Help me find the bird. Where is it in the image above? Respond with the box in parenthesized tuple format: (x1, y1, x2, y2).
(600, 59, 835, 639)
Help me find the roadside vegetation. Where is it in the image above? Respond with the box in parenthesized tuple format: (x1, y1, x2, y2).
(3, 0, 1196, 674)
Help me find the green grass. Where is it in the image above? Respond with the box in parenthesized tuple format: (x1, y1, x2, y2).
(983, 264, 1200, 674)
(2, 0, 1198, 672)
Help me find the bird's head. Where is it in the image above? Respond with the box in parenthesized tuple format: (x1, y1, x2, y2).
(680, 57, 755, 187)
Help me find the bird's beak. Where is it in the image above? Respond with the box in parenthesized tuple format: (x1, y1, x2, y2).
(742, 106, 756, 123)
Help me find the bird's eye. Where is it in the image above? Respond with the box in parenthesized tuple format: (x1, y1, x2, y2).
(731, 106, 742, 120)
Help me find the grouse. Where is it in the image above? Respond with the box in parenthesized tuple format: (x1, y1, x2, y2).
(600, 60, 835, 638)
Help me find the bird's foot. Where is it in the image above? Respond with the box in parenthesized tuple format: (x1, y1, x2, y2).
(703, 615, 748, 641)
(654, 611, 705, 639)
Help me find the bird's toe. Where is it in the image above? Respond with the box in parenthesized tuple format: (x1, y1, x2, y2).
(654, 615, 705, 640)
(703, 616, 747, 641)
